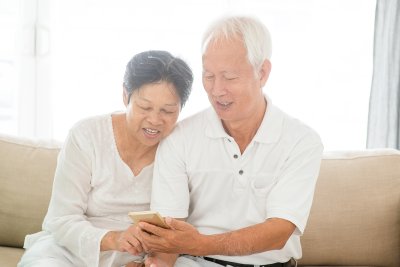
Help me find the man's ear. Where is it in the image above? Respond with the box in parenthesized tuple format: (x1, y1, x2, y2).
(259, 59, 272, 88)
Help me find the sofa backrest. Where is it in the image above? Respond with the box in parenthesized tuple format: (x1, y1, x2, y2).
(299, 150, 400, 267)
(0, 134, 399, 267)
(0, 134, 61, 248)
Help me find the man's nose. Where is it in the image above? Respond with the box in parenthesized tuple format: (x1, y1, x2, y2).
(210, 77, 226, 97)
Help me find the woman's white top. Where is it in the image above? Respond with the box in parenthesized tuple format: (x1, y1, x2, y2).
(24, 114, 153, 266)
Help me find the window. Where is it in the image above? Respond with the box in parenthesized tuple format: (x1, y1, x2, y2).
(0, 0, 376, 150)
(0, 0, 20, 136)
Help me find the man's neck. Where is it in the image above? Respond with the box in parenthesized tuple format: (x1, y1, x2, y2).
(223, 99, 267, 154)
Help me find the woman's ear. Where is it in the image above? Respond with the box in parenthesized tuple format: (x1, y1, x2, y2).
(259, 59, 272, 88)
(123, 87, 129, 107)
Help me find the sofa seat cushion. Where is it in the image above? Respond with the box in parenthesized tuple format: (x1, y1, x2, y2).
(0, 134, 61, 248)
(0, 246, 24, 267)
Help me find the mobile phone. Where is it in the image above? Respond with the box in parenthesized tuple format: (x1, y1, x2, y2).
(128, 210, 170, 229)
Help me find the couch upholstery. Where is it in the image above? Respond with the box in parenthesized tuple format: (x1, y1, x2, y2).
(0, 133, 399, 267)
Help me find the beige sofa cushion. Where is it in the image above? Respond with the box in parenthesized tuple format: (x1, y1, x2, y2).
(299, 150, 400, 267)
(0, 134, 60, 248)
(0, 247, 24, 267)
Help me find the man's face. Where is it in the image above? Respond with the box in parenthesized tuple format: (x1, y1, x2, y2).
(202, 37, 268, 124)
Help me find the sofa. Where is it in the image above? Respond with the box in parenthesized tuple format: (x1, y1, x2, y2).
(0, 133, 399, 267)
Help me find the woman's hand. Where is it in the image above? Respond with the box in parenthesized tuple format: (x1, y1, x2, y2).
(144, 253, 177, 267)
(100, 225, 144, 255)
(125, 262, 144, 267)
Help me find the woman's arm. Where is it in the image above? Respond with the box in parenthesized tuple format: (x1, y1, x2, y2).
(42, 126, 108, 266)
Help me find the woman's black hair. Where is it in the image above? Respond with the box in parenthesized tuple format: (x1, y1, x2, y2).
(123, 50, 193, 107)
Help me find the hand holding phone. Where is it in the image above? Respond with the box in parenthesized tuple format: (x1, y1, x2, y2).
(128, 210, 170, 229)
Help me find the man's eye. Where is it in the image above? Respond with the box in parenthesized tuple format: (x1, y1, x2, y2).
(139, 106, 151, 111)
(204, 75, 214, 80)
(225, 76, 238, 81)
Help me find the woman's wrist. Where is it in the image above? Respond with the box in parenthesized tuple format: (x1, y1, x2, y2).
(100, 231, 120, 251)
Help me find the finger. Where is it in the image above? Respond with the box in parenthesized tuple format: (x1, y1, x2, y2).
(126, 235, 142, 248)
(164, 217, 188, 230)
(136, 226, 153, 247)
(138, 222, 167, 237)
(164, 217, 176, 230)
(123, 243, 142, 256)
(129, 238, 145, 254)
(120, 236, 144, 255)
(144, 256, 154, 266)
(139, 234, 166, 253)
(125, 262, 144, 267)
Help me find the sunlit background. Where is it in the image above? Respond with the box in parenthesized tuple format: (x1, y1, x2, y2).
(0, 0, 376, 150)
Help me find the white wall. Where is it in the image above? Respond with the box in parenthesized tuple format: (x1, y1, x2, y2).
(0, 0, 376, 150)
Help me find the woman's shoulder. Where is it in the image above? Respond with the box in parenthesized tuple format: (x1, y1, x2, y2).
(67, 113, 113, 142)
(71, 113, 111, 131)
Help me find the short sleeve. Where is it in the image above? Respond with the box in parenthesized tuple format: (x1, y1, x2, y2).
(266, 132, 323, 235)
(150, 129, 190, 218)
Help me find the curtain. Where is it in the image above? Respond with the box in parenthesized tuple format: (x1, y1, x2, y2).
(367, 0, 400, 149)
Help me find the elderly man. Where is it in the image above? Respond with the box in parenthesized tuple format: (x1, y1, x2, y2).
(137, 16, 323, 267)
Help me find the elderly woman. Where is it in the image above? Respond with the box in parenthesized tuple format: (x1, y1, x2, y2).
(18, 50, 193, 267)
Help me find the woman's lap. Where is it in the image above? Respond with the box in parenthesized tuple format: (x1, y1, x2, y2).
(18, 234, 78, 267)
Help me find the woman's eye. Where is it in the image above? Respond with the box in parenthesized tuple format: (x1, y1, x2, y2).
(139, 106, 151, 111)
(161, 109, 175, 114)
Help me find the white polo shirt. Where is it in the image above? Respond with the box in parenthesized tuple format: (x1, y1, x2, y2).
(151, 98, 323, 265)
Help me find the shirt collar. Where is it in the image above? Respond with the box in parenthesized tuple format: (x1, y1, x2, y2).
(205, 108, 230, 139)
(205, 95, 284, 144)
(253, 96, 283, 144)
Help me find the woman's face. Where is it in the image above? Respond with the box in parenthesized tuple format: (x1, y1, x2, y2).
(125, 81, 181, 147)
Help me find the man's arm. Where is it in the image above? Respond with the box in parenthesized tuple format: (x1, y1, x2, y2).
(137, 217, 295, 256)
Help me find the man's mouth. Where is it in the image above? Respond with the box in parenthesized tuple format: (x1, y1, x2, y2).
(216, 100, 232, 109)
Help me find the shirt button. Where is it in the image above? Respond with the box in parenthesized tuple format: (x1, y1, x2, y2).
(239, 170, 244, 175)
(233, 154, 238, 159)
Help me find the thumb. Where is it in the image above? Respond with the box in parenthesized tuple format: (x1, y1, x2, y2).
(165, 217, 187, 230)
(144, 256, 156, 267)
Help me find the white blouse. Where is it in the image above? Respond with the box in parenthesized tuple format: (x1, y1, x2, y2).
(28, 114, 153, 266)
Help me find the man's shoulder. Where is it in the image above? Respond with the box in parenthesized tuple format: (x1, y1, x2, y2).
(276, 107, 322, 144)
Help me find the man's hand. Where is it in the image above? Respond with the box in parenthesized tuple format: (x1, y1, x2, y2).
(136, 217, 203, 255)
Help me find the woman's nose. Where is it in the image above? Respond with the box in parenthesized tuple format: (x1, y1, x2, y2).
(146, 111, 162, 125)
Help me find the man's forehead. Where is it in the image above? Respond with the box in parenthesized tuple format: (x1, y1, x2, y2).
(206, 36, 244, 51)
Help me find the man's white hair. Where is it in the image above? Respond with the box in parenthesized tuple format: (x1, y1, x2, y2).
(202, 16, 272, 73)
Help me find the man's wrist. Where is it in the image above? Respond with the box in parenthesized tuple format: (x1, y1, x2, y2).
(191, 233, 213, 256)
